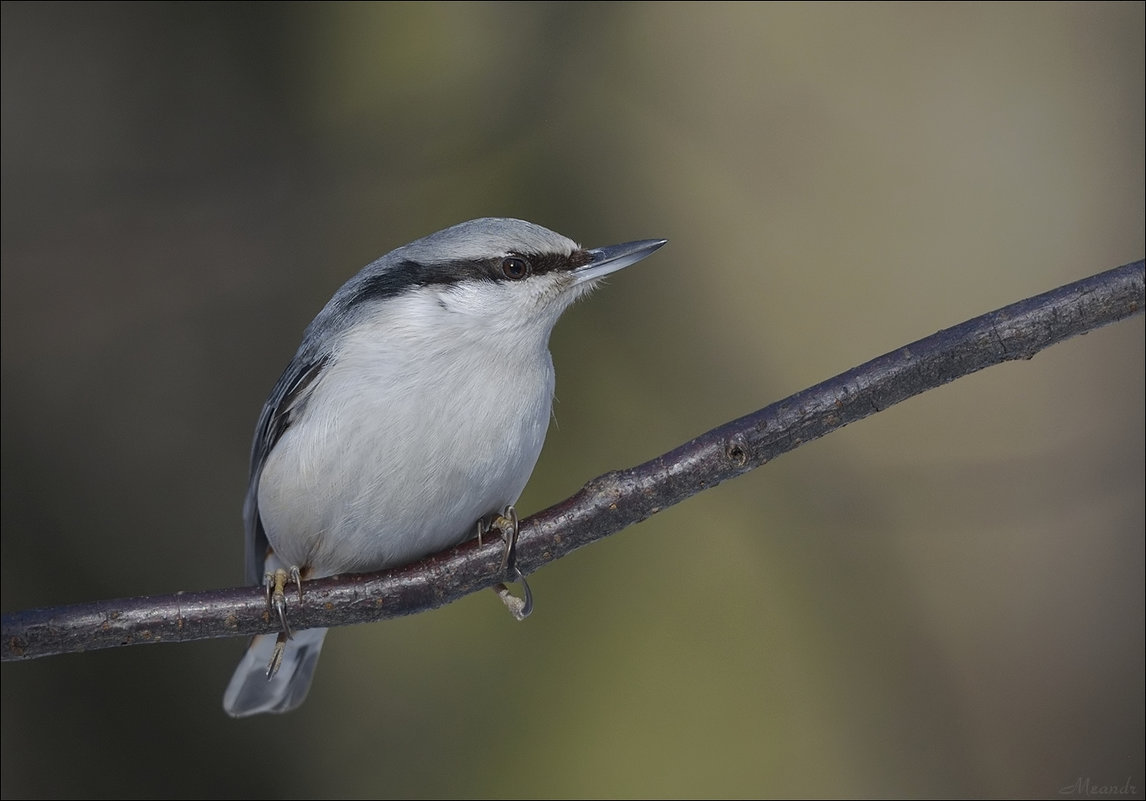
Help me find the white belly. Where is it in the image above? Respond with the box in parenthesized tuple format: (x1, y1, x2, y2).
(256, 315, 555, 578)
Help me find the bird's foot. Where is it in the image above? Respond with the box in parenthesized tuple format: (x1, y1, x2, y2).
(483, 506, 533, 620)
(476, 504, 518, 565)
(494, 567, 534, 621)
(263, 565, 303, 639)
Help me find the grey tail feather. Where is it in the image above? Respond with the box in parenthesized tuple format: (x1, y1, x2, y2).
(222, 628, 328, 717)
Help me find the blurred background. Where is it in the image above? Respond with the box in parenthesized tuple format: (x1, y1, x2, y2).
(2, 3, 1142, 798)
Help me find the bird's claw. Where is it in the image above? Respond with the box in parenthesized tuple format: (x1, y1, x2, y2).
(477, 505, 519, 571)
(494, 507, 532, 620)
(479, 506, 533, 620)
(495, 567, 534, 621)
(492, 505, 519, 571)
(263, 565, 303, 640)
(265, 630, 289, 679)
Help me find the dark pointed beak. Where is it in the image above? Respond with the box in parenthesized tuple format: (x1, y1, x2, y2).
(575, 238, 668, 285)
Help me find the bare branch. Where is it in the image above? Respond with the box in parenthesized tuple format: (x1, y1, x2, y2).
(3, 259, 1142, 662)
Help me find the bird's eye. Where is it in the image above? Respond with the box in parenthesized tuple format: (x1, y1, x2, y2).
(500, 256, 531, 280)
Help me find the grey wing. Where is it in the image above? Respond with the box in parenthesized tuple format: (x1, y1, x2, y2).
(242, 354, 330, 585)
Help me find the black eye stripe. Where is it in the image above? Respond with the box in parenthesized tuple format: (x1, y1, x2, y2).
(481, 249, 593, 282)
(518, 249, 593, 276)
(346, 249, 596, 307)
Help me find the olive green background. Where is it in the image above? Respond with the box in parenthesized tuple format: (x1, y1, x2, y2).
(2, 3, 1143, 798)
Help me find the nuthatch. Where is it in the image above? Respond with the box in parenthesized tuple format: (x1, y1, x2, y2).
(223, 218, 666, 716)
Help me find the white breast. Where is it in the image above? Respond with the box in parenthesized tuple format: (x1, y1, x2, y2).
(256, 291, 556, 577)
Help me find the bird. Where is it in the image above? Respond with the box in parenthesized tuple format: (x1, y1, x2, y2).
(223, 217, 667, 716)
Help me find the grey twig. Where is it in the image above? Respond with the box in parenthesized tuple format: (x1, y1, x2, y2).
(3, 259, 1142, 662)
